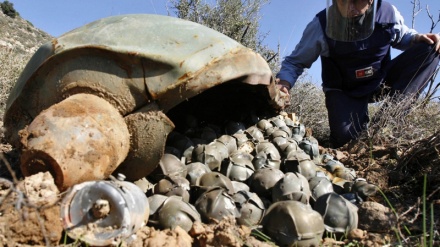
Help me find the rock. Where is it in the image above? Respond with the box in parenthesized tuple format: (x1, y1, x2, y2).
(0, 172, 62, 245)
(347, 228, 367, 240)
(130, 226, 193, 247)
(361, 233, 392, 247)
(322, 237, 345, 246)
(189, 221, 206, 236)
(357, 201, 397, 233)
(334, 150, 348, 161)
(17, 171, 59, 206)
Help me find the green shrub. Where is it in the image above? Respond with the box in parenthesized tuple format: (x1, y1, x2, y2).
(1, 1, 18, 18)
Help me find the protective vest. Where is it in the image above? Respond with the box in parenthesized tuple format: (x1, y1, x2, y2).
(317, 1, 397, 97)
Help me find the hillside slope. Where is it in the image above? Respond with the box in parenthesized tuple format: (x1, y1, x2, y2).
(0, 10, 52, 54)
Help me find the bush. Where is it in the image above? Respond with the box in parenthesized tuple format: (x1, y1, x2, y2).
(286, 77, 330, 145)
(285, 75, 440, 149)
(1, 1, 18, 18)
(364, 95, 440, 147)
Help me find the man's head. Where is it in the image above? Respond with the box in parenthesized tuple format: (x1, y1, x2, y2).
(335, 0, 374, 18)
(326, 0, 377, 41)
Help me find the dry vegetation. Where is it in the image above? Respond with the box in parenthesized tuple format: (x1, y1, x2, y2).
(287, 79, 330, 146)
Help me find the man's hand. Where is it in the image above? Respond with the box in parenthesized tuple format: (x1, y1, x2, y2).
(275, 78, 292, 108)
(276, 78, 291, 95)
(414, 33, 440, 52)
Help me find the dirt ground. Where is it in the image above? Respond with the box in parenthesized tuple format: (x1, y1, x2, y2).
(0, 127, 439, 247)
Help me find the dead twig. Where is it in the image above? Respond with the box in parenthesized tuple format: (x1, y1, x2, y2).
(426, 5, 440, 33)
(411, 0, 422, 29)
(0, 152, 19, 183)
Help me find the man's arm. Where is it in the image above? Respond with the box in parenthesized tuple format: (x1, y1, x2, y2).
(390, 5, 440, 52)
(276, 16, 327, 91)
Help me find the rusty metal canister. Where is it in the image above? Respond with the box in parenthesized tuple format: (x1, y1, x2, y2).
(60, 174, 149, 246)
(19, 93, 130, 191)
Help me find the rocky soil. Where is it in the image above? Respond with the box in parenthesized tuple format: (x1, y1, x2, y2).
(0, 10, 51, 54)
(1, 120, 438, 247)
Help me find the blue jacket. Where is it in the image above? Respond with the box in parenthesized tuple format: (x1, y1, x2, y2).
(318, 1, 396, 96)
(276, 1, 418, 96)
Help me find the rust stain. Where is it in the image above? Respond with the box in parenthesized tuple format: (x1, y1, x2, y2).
(52, 39, 63, 53)
(127, 51, 140, 56)
(171, 46, 256, 94)
(51, 39, 58, 47)
(178, 72, 194, 82)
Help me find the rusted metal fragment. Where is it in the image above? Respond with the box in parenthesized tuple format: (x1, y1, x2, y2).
(19, 94, 130, 191)
(114, 107, 175, 181)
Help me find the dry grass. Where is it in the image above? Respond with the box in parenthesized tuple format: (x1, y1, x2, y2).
(363, 95, 440, 148)
(286, 80, 330, 145)
(286, 77, 440, 151)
